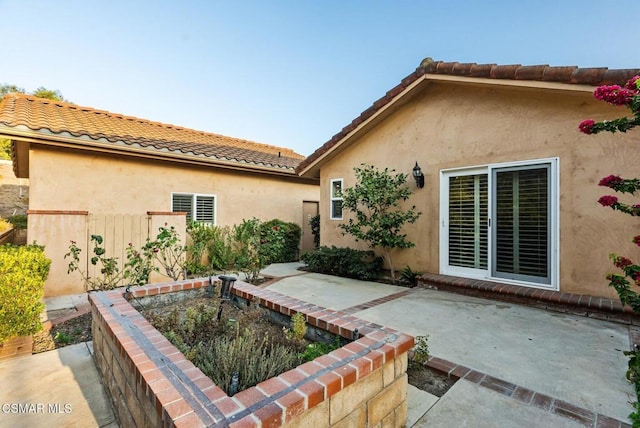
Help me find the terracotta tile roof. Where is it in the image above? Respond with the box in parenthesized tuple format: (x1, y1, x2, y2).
(0, 93, 304, 171)
(297, 58, 640, 174)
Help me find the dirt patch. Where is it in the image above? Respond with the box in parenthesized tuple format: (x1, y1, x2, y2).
(32, 313, 92, 354)
(407, 362, 457, 397)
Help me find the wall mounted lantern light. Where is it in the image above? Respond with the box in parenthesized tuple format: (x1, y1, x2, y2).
(412, 162, 425, 188)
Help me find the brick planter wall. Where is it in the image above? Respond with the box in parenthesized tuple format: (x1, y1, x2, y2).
(0, 335, 33, 360)
(89, 278, 413, 427)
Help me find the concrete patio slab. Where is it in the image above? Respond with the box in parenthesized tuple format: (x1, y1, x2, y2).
(354, 288, 633, 422)
(406, 384, 439, 427)
(267, 271, 402, 311)
(0, 342, 117, 428)
(414, 380, 588, 427)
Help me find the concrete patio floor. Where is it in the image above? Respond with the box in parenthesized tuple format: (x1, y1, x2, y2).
(0, 262, 634, 427)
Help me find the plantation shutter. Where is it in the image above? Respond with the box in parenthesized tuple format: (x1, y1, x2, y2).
(195, 196, 215, 223)
(493, 166, 549, 283)
(448, 174, 488, 269)
(172, 194, 193, 221)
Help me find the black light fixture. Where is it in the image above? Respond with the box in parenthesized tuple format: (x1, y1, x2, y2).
(218, 275, 237, 301)
(412, 162, 425, 188)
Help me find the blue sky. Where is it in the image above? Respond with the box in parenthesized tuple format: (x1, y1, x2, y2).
(1, 1, 638, 156)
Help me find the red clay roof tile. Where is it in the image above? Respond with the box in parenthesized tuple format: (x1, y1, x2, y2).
(0, 94, 304, 171)
(296, 58, 640, 174)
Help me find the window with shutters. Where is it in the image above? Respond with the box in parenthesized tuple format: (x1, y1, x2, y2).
(440, 158, 558, 289)
(171, 193, 216, 224)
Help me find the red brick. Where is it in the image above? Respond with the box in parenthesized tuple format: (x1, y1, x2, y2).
(234, 387, 268, 408)
(551, 399, 595, 425)
(279, 369, 308, 387)
(298, 381, 325, 408)
(297, 361, 324, 376)
(276, 391, 307, 422)
(531, 393, 553, 411)
(334, 364, 358, 388)
(163, 399, 193, 420)
(350, 357, 372, 379)
(317, 371, 342, 398)
(253, 402, 283, 428)
(256, 377, 289, 397)
(173, 412, 206, 428)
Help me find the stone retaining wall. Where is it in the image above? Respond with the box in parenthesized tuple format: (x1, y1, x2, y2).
(90, 278, 413, 427)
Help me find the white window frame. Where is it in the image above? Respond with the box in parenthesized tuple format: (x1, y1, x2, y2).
(171, 192, 217, 225)
(439, 157, 559, 290)
(330, 178, 344, 220)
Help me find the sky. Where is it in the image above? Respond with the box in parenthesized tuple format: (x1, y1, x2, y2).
(1, 1, 638, 157)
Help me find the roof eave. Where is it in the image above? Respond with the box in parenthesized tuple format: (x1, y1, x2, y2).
(0, 126, 310, 180)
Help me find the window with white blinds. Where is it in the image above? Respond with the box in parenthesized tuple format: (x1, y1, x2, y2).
(448, 174, 488, 269)
(330, 179, 343, 220)
(171, 193, 216, 224)
(441, 159, 557, 288)
(493, 165, 549, 283)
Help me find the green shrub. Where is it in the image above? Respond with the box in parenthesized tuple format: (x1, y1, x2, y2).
(309, 214, 320, 248)
(193, 328, 300, 395)
(7, 214, 27, 230)
(0, 218, 11, 233)
(261, 219, 301, 262)
(301, 246, 383, 280)
(185, 221, 219, 275)
(207, 225, 237, 273)
(0, 244, 51, 341)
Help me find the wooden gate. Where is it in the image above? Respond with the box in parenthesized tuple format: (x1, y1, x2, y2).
(86, 214, 150, 287)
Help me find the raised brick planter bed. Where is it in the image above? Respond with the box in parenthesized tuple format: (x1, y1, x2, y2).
(0, 335, 32, 360)
(89, 278, 413, 427)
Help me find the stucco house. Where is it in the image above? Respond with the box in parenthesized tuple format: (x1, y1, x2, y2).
(0, 94, 319, 296)
(297, 58, 640, 300)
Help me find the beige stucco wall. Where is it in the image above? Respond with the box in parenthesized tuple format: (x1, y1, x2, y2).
(28, 148, 318, 226)
(27, 149, 318, 295)
(319, 81, 640, 299)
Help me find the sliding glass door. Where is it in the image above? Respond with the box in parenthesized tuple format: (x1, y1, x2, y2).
(441, 159, 557, 288)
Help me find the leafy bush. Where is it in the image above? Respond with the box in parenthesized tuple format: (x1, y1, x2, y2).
(301, 246, 383, 280)
(309, 214, 320, 248)
(0, 218, 11, 233)
(261, 219, 301, 262)
(234, 218, 285, 282)
(185, 221, 219, 275)
(194, 328, 300, 395)
(0, 244, 51, 341)
(207, 225, 237, 273)
(7, 214, 27, 230)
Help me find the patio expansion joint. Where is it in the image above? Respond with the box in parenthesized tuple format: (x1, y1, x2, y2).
(426, 355, 631, 427)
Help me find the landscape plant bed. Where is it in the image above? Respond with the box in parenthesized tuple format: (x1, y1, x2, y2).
(89, 278, 414, 427)
(136, 288, 345, 395)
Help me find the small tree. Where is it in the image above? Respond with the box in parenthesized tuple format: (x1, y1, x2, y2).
(339, 164, 421, 278)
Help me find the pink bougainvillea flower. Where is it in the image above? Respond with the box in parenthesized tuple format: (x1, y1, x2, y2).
(594, 85, 635, 106)
(598, 175, 623, 188)
(579, 119, 596, 134)
(598, 195, 619, 207)
(626, 76, 640, 91)
(613, 255, 634, 269)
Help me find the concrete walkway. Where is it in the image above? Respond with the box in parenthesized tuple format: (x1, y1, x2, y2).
(1, 263, 635, 427)
(266, 263, 635, 426)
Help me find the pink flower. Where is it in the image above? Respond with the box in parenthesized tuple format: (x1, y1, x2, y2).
(598, 175, 623, 188)
(626, 76, 640, 91)
(579, 119, 595, 134)
(613, 255, 633, 269)
(594, 85, 635, 106)
(598, 195, 619, 207)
